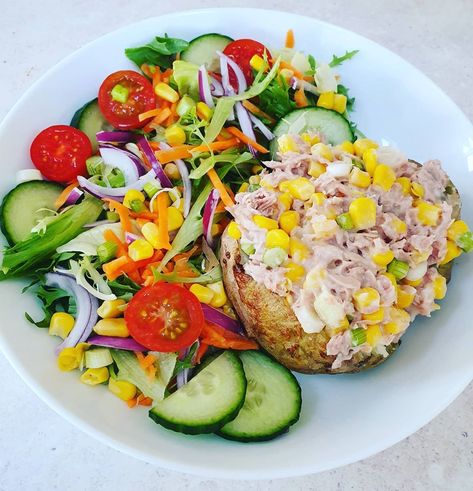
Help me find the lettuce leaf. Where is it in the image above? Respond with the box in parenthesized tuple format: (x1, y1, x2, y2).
(172, 60, 200, 100)
(329, 49, 359, 67)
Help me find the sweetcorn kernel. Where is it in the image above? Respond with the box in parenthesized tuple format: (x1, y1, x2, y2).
(279, 210, 300, 233)
(278, 192, 293, 211)
(285, 262, 305, 282)
(287, 177, 316, 201)
(253, 215, 278, 230)
(396, 177, 411, 195)
(308, 161, 326, 178)
(354, 138, 378, 158)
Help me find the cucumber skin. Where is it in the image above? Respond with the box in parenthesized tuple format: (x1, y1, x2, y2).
(0, 181, 63, 246)
(217, 351, 302, 443)
(148, 351, 247, 435)
(70, 98, 108, 152)
(181, 33, 233, 69)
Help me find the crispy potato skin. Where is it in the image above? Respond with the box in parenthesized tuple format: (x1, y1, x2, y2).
(221, 164, 461, 374)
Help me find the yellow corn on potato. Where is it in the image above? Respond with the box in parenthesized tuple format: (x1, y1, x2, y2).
(108, 378, 137, 401)
(94, 318, 129, 338)
(396, 177, 411, 195)
(362, 307, 385, 324)
(253, 215, 278, 230)
(353, 287, 381, 313)
(238, 182, 249, 193)
(128, 238, 154, 261)
(196, 102, 213, 121)
(278, 192, 293, 211)
(123, 189, 145, 209)
(97, 299, 126, 319)
(249, 54, 268, 72)
(325, 317, 350, 338)
(372, 250, 395, 267)
(140, 222, 160, 249)
(285, 262, 305, 282)
(167, 206, 184, 231)
(308, 161, 326, 178)
(404, 278, 422, 287)
(266, 229, 290, 250)
(349, 196, 377, 229)
(349, 167, 371, 188)
(164, 125, 186, 145)
(311, 143, 333, 161)
(279, 68, 295, 82)
(366, 324, 382, 347)
(391, 217, 408, 235)
(287, 177, 315, 201)
(333, 94, 347, 114)
(354, 138, 378, 158)
(227, 221, 242, 240)
(383, 307, 411, 334)
(154, 82, 179, 103)
(338, 140, 355, 154)
(207, 281, 227, 308)
(415, 200, 441, 226)
(432, 275, 447, 300)
(410, 182, 425, 198)
(189, 284, 215, 304)
(279, 210, 300, 233)
(362, 148, 378, 176)
(277, 135, 299, 154)
(49, 312, 75, 339)
(301, 133, 320, 145)
(289, 238, 309, 262)
(447, 220, 469, 242)
(311, 192, 326, 206)
(57, 345, 86, 372)
(440, 240, 462, 265)
(163, 163, 181, 180)
(316, 91, 335, 110)
(383, 272, 398, 288)
(373, 164, 396, 191)
(80, 367, 110, 386)
(396, 285, 416, 308)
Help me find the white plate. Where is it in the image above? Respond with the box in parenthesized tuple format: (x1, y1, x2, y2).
(0, 8, 472, 480)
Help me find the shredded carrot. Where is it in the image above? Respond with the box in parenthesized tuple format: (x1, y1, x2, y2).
(226, 126, 269, 154)
(127, 397, 138, 408)
(138, 395, 153, 406)
(193, 138, 240, 153)
(285, 29, 295, 48)
(276, 59, 305, 80)
(138, 108, 162, 122)
(104, 199, 132, 233)
(103, 229, 127, 257)
(156, 192, 171, 250)
(173, 245, 200, 263)
(149, 141, 160, 151)
(103, 250, 163, 281)
(142, 108, 172, 132)
(195, 342, 209, 364)
(127, 270, 143, 284)
(130, 210, 158, 220)
(241, 100, 276, 125)
(165, 102, 179, 126)
(206, 168, 234, 207)
(140, 64, 155, 78)
(152, 67, 162, 87)
(54, 180, 78, 209)
(102, 256, 129, 281)
(294, 86, 309, 108)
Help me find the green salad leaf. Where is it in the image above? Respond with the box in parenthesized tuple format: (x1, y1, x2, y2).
(188, 151, 254, 180)
(108, 276, 141, 301)
(172, 60, 200, 100)
(329, 49, 359, 67)
(125, 35, 189, 69)
(337, 84, 356, 113)
(152, 265, 222, 284)
(258, 76, 297, 119)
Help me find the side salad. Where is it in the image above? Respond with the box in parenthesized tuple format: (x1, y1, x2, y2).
(0, 30, 361, 441)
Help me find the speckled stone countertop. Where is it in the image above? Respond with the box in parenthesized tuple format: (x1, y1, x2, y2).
(0, 1, 472, 489)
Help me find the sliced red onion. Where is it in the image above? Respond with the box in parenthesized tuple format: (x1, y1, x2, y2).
(78, 170, 157, 201)
(217, 51, 247, 94)
(201, 304, 243, 334)
(198, 65, 214, 109)
(125, 232, 140, 245)
(219, 54, 231, 94)
(291, 77, 320, 96)
(64, 187, 83, 206)
(100, 144, 146, 177)
(45, 273, 98, 355)
(248, 113, 275, 140)
(202, 189, 220, 247)
(96, 131, 136, 144)
(87, 335, 146, 352)
(209, 75, 224, 96)
(136, 135, 173, 188)
(159, 142, 191, 217)
(99, 146, 144, 184)
(235, 102, 257, 156)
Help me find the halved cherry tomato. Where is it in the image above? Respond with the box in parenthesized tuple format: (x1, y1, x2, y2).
(223, 39, 271, 85)
(30, 125, 92, 182)
(125, 283, 204, 352)
(98, 70, 156, 130)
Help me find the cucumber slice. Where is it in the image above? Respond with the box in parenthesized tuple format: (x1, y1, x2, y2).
(270, 107, 355, 158)
(70, 98, 110, 153)
(181, 33, 233, 72)
(218, 351, 302, 442)
(0, 181, 63, 244)
(149, 351, 246, 435)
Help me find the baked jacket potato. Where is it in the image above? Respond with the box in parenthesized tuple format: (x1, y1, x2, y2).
(220, 162, 461, 374)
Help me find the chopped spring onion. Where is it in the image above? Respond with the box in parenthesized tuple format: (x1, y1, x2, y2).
(111, 84, 129, 103)
(336, 213, 354, 230)
(176, 95, 196, 117)
(143, 180, 162, 199)
(457, 231, 473, 252)
(106, 211, 120, 222)
(97, 241, 118, 263)
(85, 348, 113, 369)
(129, 199, 145, 213)
(387, 259, 409, 280)
(263, 247, 288, 268)
(86, 155, 104, 176)
(351, 327, 367, 347)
